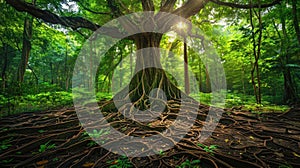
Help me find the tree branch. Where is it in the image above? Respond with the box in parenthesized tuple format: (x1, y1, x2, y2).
(210, 0, 282, 9)
(6, 0, 99, 30)
(74, 0, 111, 15)
(160, 0, 177, 12)
(116, 0, 133, 14)
(142, 0, 155, 11)
(172, 0, 210, 18)
(107, 0, 123, 17)
(5, 0, 126, 38)
(153, 0, 209, 35)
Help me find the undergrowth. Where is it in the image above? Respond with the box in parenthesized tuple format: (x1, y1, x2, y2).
(0, 91, 289, 118)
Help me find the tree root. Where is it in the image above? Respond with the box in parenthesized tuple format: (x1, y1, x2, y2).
(0, 104, 300, 167)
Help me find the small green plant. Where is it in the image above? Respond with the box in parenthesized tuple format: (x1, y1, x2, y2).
(1, 158, 14, 164)
(81, 131, 90, 139)
(38, 141, 56, 153)
(96, 92, 113, 100)
(176, 159, 201, 168)
(252, 111, 262, 115)
(108, 155, 133, 168)
(87, 141, 98, 147)
(2, 128, 8, 131)
(278, 164, 293, 168)
(38, 129, 46, 133)
(121, 127, 127, 131)
(0, 137, 13, 150)
(157, 149, 164, 155)
(89, 129, 110, 139)
(197, 144, 218, 155)
(52, 157, 59, 161)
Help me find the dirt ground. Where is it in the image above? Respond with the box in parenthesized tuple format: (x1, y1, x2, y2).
(0, 102, 299, 168)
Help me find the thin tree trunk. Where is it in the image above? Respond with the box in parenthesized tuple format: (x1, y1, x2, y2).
(64, 36, 68, 90)
(256, 1, 262, 104)
(50, 62, 54, 84)
(89, 40, 93, 90)
(130, 43, 133, 78)
(292, 0, 300, 46)
(241, 65, 246, 96)
(1, 43, 8, 91)
(249, 0, 262, 104)
(56, 64, 59, 86)
(280, 4, 298, 103)
(205, 67, 211, 93)
(17, 0, 35, 84)
(27, 64, 38, 85)
(119, 49, 123, 88)
(183, 37, 190, 95)
(18, 16, 33, 83)
(199, 60, 202, 92)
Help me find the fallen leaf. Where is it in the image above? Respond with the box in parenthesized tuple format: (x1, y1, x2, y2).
(82, 162, 94, 167)
(111, 160, 119, 164)
(225, 139, 229, 143)
(293, 152, 300, 158)
(274, 152, 284, 157)
(36, 160, 48, 165)
(249, 136, 254, 140)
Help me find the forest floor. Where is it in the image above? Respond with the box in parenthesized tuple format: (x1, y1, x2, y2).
(0, 101, 299, 168)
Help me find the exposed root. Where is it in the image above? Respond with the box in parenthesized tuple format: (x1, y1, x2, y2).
(0, 103, 299, 167)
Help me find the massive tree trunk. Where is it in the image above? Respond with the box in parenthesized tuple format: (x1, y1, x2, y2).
(131, 33, 181, 99)
(108, 33, 182, 112)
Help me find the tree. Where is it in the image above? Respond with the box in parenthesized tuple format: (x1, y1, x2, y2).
(249, 0, 263, 104)
(5, 0, 283, 107)
(291, 0, 300, 46)
(17, 0, 35, 84)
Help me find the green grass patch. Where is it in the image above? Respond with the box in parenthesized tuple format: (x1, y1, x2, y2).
(190, 92, 289, 113)
(0, 91, 289, 117)
(0, 91, 73, 117)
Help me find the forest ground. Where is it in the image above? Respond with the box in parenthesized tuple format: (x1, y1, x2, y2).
(0, 102, 299, 168)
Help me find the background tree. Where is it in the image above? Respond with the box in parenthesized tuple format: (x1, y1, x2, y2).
(4, 0, 284, 106)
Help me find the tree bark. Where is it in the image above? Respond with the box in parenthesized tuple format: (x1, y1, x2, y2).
(249, 1, 262, 104)
(256, 1, 262, 104)
(111, 32, 181, 110)
(291, 0, 300, 46)
(205, 67, 211, 93)
(130, 44, 133, 78)
(280, 4, 298, 103)
(65, 37, 69, 90)
(198, 60, 202, 92)
(1, 43, 8, 91)
(183, 37, 190, 95)
(50, 62, 54, 84)
(283, 69, 297, 103)
(18, 15, 33, 83)
(27, 64, 38, 85)
(119, 48, 123, 88)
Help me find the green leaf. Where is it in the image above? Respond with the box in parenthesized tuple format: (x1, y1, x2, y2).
(285, 64, 300, 69)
